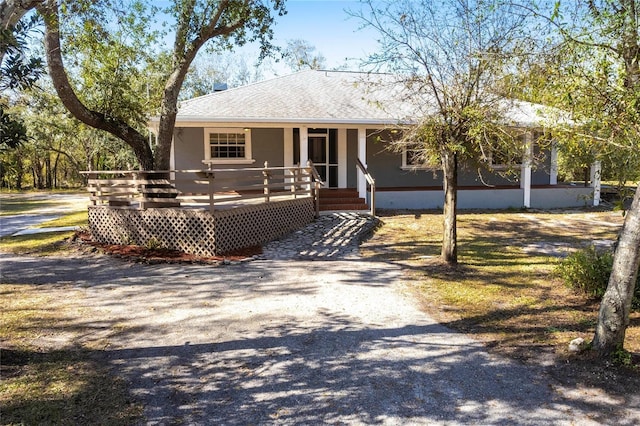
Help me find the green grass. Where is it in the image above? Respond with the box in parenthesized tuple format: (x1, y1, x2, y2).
(363, 209, 640, 360)
(0, 199, 62, 216)
(0, 284, 143, 425)
(0, 231, 78, 255)
(36, 210, 88, 228)
(0, 193, 88, 255)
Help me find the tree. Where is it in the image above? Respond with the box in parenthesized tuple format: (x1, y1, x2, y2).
(0, 0, 41, 30)
(538, 0, 640, 357)
(37, 0, 286, 171)
(181, 51, 264, 99)
(506, 0, 640, 356)
(282, 39, 326, 71)
(352, 0, 531, 264)
(1, 8, 43, 149)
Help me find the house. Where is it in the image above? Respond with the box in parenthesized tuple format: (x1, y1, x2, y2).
(154, 70, 599, 210)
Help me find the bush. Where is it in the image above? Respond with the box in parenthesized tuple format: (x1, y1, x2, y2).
(556, 246, 640, 311)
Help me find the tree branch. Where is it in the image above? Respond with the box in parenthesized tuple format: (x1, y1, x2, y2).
(37, 0, 153, 170)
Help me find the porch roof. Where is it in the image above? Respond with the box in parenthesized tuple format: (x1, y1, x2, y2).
(169, 70, 554, 128)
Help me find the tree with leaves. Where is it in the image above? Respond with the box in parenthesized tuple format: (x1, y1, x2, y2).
(36, 0, 286, 171)
(1, 8, 43, 149)
(353, 0, 531, 264)
(519, 0, 640, 357)
(282, 39, 326, 71)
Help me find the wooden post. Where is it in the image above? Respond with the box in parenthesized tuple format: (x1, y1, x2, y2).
(87, 172, 98, 205)
(207, 170, 215, 213)
(263, 161, 271, 203)
(290, 166, 298, 198)
(308, 160, 319, 217)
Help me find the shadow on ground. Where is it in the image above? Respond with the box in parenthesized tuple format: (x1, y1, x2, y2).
(2, 253, 637, 424)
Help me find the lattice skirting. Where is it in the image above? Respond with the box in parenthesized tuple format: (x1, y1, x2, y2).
(88, 198, 315, 256)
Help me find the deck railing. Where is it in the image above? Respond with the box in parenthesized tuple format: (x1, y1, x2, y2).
(356, 158, 376, 216)
(82, 162, 323, 215)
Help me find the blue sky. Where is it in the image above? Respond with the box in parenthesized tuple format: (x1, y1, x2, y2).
(270, 0, 379, 70)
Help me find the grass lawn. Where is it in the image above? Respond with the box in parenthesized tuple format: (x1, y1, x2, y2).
(0, 284, 143, 425)
(0, 192, 141, 423)
(0, 193, 88, 254)
(362, 208, 640, 366)
(2, 196, 638, 420)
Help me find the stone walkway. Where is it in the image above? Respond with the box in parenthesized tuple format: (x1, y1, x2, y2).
(262, 212, 379, 260)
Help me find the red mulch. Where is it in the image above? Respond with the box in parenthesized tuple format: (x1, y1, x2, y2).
(71, 231, 262, 264)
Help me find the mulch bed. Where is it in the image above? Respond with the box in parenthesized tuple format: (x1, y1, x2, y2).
(70, 231, 262, 264)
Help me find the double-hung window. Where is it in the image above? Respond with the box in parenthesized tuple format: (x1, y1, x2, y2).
(204, 128, 254, 165)
(401, 144, 435, 170)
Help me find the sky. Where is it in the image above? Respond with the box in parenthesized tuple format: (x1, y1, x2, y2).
(151, 1, 381, 81)
(269, 0, 379, 70)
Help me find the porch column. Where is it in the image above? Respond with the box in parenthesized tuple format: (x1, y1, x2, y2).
(357, 127, 367, 199)
(300, 127, 309, 166)
(338, 128, 347, 188)
(520, 131, 533, 208)
(590, 160, 602, 207)
(550, 141, 558, 185)
(283, 128, 294, 188)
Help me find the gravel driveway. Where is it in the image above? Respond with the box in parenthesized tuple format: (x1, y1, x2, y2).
(2, 251, 625, 425)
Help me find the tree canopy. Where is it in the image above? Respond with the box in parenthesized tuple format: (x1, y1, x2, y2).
(353, 0, 532, 264)
(36, 0, 286, 170)
(527, 0, 640, 357)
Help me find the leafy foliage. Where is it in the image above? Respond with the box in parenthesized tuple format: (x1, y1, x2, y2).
(1, 14, 44, 150)
(353, 0, 534, 263)
(59, 0, 167, 131)
(556, 246, 640, 310)
(0, 14, 43, 91)
(0, 107, 28, 150)
(510, 1, 640, 187)
(282, 39, 326, 71)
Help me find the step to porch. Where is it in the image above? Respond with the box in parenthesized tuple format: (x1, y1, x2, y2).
(318, 188, 369, 211)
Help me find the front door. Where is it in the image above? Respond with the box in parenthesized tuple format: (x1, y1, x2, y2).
(308, 130, 338, 187)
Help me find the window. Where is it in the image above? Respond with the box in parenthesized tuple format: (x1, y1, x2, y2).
(401, 144, 435, 170)
(485, 132, 528, 170)
(204, 128, 254, 165)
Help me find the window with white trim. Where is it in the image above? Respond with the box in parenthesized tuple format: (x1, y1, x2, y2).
(204, 128, 254, 164)
(401, 144, 435, 170)
(485, 133, 527, 170)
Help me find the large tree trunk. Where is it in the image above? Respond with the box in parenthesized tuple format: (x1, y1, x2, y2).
(37, 0, 154, 170)
(154, 67, 192, 171)
(441, 150, 458, 264)
(0, 0, 42, 29)
(593, 182, 640, 355)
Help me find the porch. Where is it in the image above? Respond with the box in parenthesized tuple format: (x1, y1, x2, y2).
(82, 163, 376, 256)
(83, 164, 319, 256)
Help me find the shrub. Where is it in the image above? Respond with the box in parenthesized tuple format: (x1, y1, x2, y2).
(556, 246, 640, 311)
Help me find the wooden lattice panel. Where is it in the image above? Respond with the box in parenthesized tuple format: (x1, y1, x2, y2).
(88, 198, 314, 256)
(213, 199, 315, 253)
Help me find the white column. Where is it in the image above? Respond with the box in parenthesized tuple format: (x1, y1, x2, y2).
(520, 131, 533, 208)
(357, 127, 367, 199)
(550, 141, 558, 185)
(300, 127, 309, 166)
(283, 128, 294, 188)
(338, 128, 347, 188)
(283, 128, 294, 167)
(169, 134, 176, 180)
(591, 160, 601, 207)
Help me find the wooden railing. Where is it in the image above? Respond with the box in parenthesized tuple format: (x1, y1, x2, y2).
(81, 162, 324, 215)
(356, 158, 376, 216)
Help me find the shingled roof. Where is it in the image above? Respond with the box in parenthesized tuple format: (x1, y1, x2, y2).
(172, 69, 552, 127)
(174, 70, 417, 125)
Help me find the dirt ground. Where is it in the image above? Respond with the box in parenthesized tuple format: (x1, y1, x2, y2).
(2, 252, 637, 424)
(68, 220, 640, 413)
